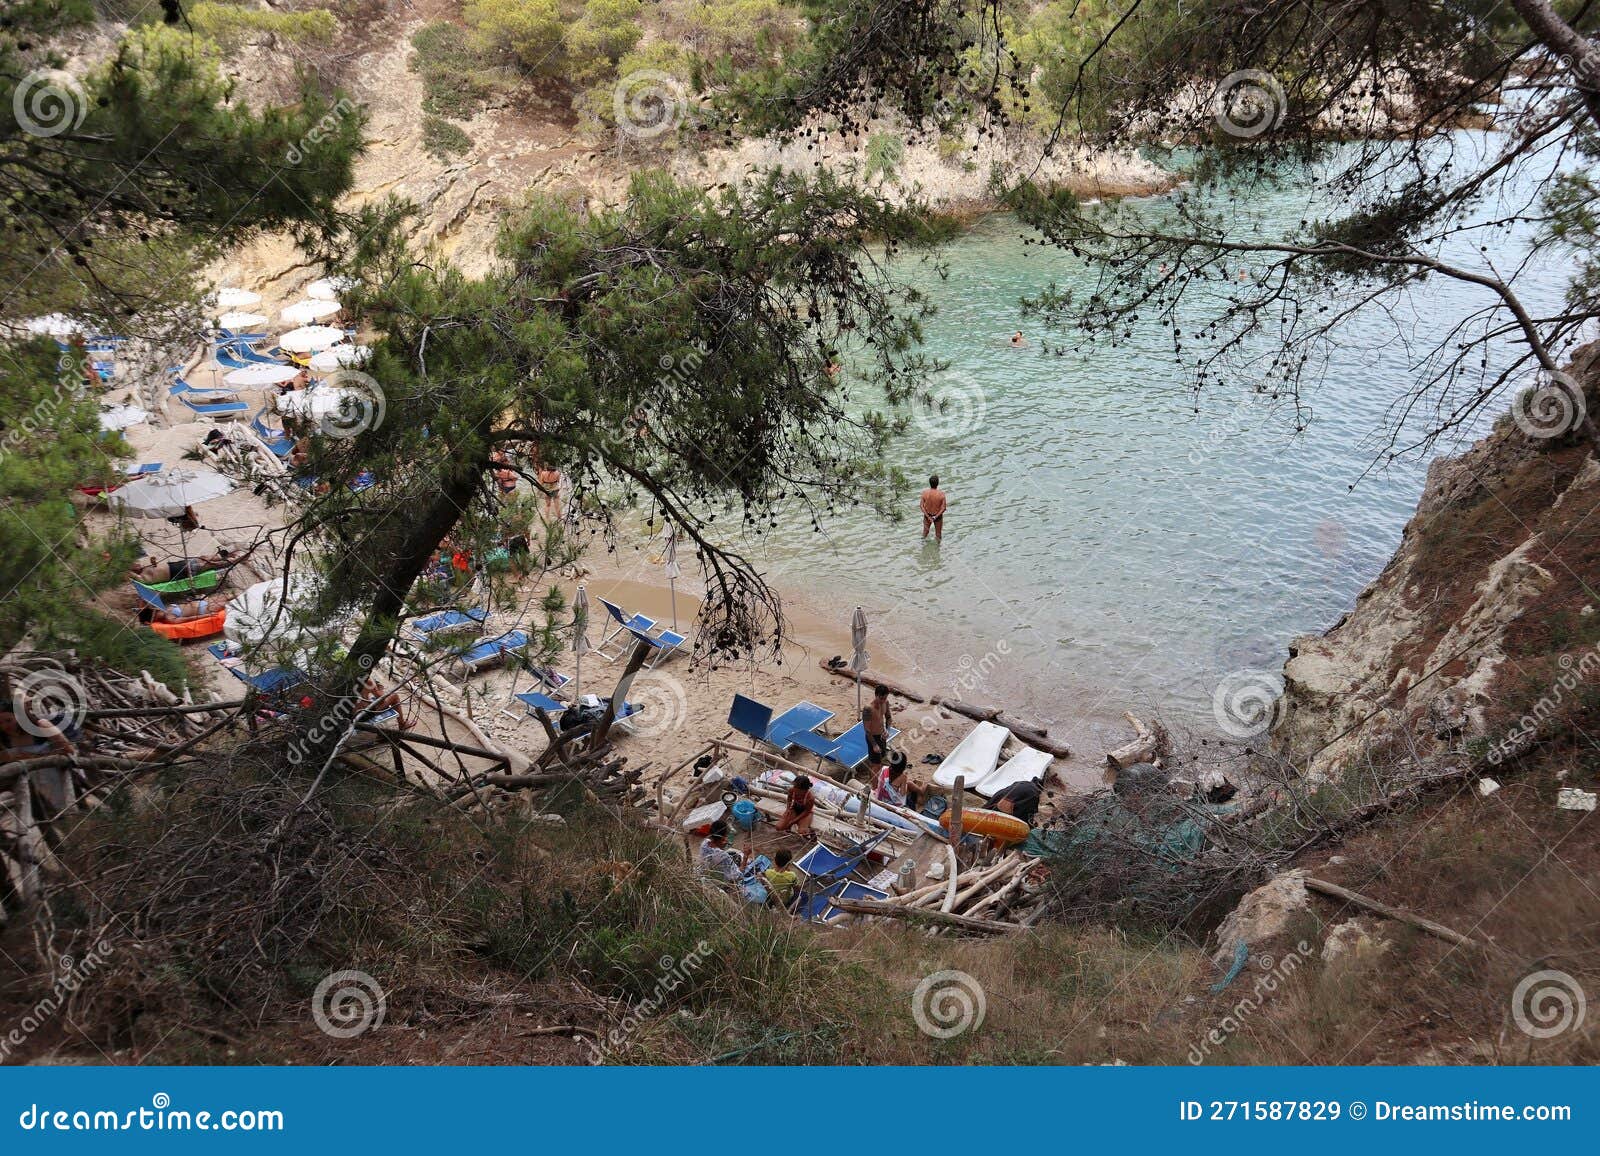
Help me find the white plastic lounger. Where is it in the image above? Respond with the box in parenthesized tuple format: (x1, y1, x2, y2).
(974, 745, 1052, 797)
(932, 721, 1010, 790)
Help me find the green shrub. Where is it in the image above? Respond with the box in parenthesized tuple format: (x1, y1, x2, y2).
(421, 114, 473, 160)
(410, 21, 506, 119)
(189, 2, 338, 48)
(464, 0, 566, 74)
(864, 131, 905, 185)
(566, 0, 644, 83)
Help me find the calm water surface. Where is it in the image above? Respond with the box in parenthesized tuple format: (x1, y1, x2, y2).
(752, 141, 1571, 750)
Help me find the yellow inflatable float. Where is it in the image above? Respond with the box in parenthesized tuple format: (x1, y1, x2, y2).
(940, 806, 1030, 846)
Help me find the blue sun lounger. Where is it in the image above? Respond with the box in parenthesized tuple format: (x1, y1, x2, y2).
(792, 832, 891, 923)
(407, 608, 488, 641)
(626, 627, 689, 669)
(512, 690, 566, 723)
(454, 629, 530, 675)
(764, 701, 833, 750)
(213, 346, 255, 372)
(729, 693, 774, 744)
(222, 341, 283, 366)
(205, 642, 304, 695)
(252, 409, 295, 457)
(595, 596, 658, 659)
(790, 721, 902, 773)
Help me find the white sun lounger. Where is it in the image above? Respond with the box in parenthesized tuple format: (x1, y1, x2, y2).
(973, 745, 1052, 797)
(932, 721, 1010, 790)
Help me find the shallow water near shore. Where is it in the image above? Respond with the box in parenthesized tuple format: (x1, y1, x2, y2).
(754, 140, 1572, 751)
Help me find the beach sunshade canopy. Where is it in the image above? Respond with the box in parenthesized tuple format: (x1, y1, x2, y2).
(275, 384, 364, 419)
(224, 573, 322, 648)
(281, 299, 341, 325)
(850, 607, 869, 672)
(217, 311, 268, 329)
(214, 287, 261, 309)
(25, 313, 84, 338)
(224, 363, 300, 388)
(278, 326, 345, 353)
(307, 344, 370, 372)
(107, 467, 233, 519)
(305, 276, 354, 301)
(98, 404, 148, 432)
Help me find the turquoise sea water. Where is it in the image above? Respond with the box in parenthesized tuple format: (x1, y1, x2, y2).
(754, 140, 1573, 748)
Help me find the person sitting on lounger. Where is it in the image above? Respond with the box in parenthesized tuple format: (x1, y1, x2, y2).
(990, 778, 1043, 825)
(696, 821, 746, 883)
(874, 750, 921, 810)
(764, 849, 799, 909)
(775, 775, 816, 837)
(356, 675, 413, 730)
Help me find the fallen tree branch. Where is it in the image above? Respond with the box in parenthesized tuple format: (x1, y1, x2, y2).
(825, 896, 1024, 935)
(1303, 875, 1499, 955)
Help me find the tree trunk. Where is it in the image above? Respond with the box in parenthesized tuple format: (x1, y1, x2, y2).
(1511, 0, 1600, 129)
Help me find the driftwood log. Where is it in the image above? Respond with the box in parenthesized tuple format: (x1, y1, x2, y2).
(1105, 711, 1171, 771)
(819, 661, 1071, 758)
(1303, 875, 1497, 955)
(827, 897, 1023, 935)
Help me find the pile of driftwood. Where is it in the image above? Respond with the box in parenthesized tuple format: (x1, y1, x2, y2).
(1, 651, 243, 926)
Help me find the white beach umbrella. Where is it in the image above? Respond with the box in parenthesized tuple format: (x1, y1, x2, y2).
(305, 276, 354, 301)
(98, 404, 147, 432)
(572, 584, 591, 702)
(214, 287, 261, 309)
(662, 523, 682, 630)
(281, 299, 341, 325)
(224, 363, 300, 388)
(217, 311, 268, 329)
(851, 606, 869, 718)
(278, 326, 345, 353)
(307, 344, 370, 372)
(25, 313, 84, 338)
(107, 467, 233, 557)
(275, 383, 364, 420)
(107, 467, 233, 520)
(225, 573, 321, 649)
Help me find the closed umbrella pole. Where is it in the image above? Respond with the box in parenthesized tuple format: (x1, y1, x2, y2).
(851, 606, 869, 719)
(663, 523, 682, 631)
(572, 584, 591, 703)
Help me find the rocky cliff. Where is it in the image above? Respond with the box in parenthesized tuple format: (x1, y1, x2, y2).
(1276, 345, 1600, 780)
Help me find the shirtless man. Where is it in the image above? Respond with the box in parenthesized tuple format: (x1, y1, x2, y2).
(130, 549, 234, 585)
(920, 474, 947, 542)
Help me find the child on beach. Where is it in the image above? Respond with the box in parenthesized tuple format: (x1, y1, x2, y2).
(763, 849, 799, 908)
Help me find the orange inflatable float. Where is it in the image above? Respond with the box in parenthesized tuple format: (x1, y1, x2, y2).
(150, 608, 227, 642)
(940, 806, 1030, 846)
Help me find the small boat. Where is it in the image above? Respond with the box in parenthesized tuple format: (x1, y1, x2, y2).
(941, 806, 1030, 846)
(932, 721, 1009, 789)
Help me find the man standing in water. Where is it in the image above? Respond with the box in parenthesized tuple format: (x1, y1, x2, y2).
(920, 474, 947, 542)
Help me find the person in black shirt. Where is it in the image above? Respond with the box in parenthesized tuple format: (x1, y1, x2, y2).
(989, 779, 1043, 825)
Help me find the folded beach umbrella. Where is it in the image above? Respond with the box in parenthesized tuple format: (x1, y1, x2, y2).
(572, 585, 591, 702)
(214, 287, 261, 309)
(851, 606, 869, 717)
(224, 363, 300, 388)
(281, 299, 341, 325)
(307, 344, 370, 372)
(278, 326, 345, 353)
(662, 523, 681, 630)
(305, 276, 354, 301)
(216, 311, 268, 329)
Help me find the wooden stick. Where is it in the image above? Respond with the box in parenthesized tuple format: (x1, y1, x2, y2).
(827, 897, 1023, 935)
(1303, 876, 1497, 954)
